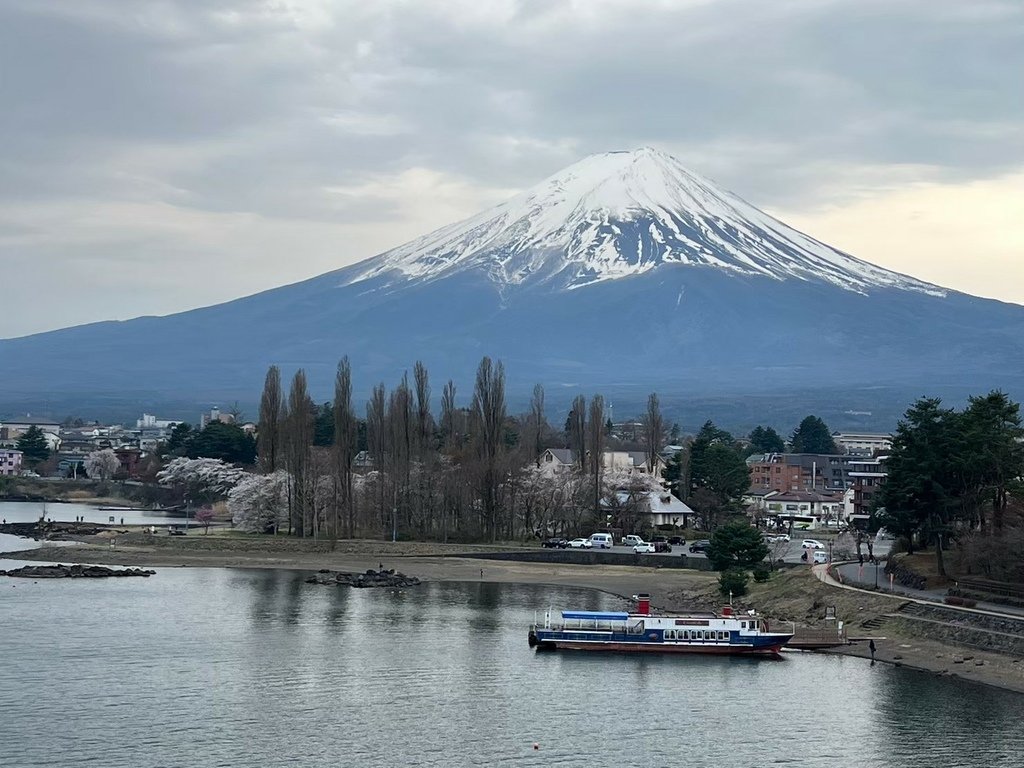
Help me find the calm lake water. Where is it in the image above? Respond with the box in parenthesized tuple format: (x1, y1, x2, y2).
(0, 501, 189, 554)
(0, 562, 1022, 768)
(0, 500, 185, 526)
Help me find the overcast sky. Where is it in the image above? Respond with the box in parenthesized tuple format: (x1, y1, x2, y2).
(2, 0, 1022, 339)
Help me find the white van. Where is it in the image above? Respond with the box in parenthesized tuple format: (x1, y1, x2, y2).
(589, 533, 614, 549)
(622, 535, 644, 548)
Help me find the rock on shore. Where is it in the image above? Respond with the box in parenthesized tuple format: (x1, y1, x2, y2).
(0, 564, 156, 578)
(306, 568, 421, 588)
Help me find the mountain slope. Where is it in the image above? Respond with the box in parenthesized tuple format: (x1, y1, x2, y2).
(2, 147, 1022, 415)
(343, 147, 944, 296)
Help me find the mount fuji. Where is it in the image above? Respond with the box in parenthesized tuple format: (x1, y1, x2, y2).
(3, 147, 1023, 418)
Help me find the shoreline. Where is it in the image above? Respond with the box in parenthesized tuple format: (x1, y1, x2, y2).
(4, 540, 1024, 696)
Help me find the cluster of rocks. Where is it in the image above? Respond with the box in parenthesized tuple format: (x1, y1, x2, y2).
(0, 564, 156, 579)
(305, 568, 421, 588)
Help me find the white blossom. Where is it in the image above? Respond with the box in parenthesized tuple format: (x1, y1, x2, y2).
(228, 470, 289, 533)
(84, 448, 120, 481)
(157, 457, 247, 502)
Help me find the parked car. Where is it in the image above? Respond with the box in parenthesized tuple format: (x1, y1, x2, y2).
(688, 540, 711, 554)
(765, 533, 791, 543)
(567, 538, 592, 549)
(652, 541, 673, 553)
(668, 536, 686, 546)
(541, 538, 568, 549)
(633, 542, 656, 554)
(623, 534, 645, 548)
(801, 539, 825, 549)
(812, 550, 829, 564)
(589, 532, 614, 549)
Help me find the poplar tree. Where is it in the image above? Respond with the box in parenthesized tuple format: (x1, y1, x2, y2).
(332, 357, 357, 539)
(643, 392, 665, 473)
(257, 366, 283, 473)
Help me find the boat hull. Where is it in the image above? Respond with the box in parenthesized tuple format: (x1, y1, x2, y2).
(533, 639, 788, 656)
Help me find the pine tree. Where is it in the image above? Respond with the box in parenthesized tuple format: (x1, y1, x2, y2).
(790, 416, 838, 454)
(17, 426, 50, 465)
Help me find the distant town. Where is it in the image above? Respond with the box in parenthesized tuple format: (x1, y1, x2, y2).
(0, 398, 893, 538)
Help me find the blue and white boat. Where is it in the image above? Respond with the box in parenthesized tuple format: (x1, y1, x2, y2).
(528, 594, 793, 656)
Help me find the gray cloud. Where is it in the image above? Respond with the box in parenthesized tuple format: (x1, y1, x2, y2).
(1, 0, 1022, 337)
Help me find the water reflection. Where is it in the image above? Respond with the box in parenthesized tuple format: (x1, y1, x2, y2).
(0, 570, 1020, 768)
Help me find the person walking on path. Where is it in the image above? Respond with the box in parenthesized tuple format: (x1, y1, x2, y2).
(869, 639, 876, 663)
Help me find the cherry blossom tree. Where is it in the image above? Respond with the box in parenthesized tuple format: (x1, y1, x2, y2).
(84, 449, 120, 482)
(157, 457, 247, 504)
(228, 470, 289, 534)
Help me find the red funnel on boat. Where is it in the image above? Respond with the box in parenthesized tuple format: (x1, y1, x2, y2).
(635, 594, 651, 615)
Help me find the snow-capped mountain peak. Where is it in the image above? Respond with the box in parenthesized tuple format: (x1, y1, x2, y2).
(346, 147, 943, 297)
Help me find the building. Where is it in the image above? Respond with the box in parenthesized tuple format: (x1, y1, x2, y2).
(645, 491, 697, 528)
(199, 407, 236, 429)
(847, 456, 887, 524)
(748, 453, 852, 493)
(539, 449, 665, 479)
(0, 415, 62, 452)
(0, 449, 23, 476)
(833, 432, 892, 456)
(0, 415, 62, 438)
(136, 414, 181, 429)
(762, 490, 845, 530)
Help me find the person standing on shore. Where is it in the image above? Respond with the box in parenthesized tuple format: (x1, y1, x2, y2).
(869, 639, 876, 663)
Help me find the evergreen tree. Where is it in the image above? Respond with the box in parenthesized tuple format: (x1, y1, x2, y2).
(688, 420, 734, 493)
(790, 416, 838, 454)
(876, 398, 957, 565)
(187, 421, 257, 465)
(165, 423, 194, 457)
(17, 426, 50, 465)
(748, 425, 785, 454)
(312, 401, 334, 446)
(706, 520, 769, 572)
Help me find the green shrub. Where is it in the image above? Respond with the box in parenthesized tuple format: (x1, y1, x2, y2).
(719, 568, 749, 598)
(752, 565, 771, 583)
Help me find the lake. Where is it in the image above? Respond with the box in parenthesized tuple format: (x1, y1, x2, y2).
(0, 561, 1021, 768)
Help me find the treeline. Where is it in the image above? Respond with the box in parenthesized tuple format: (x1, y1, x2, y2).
(253, 356, 682, 542)
(877, 391, 1024, 579)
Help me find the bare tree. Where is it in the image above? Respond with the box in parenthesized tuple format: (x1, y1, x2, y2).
(366, 383, 388, 532)
(588, 395, 606, 517)
(387, 375, 415, 537)
(470, 356, 507, 540)
(333, 357, 357, 539)
(526, 384, 547, 468)
(257, 366, 283, 473)
(569, 395, 586, 472)
(413, 361, 433, 452)
(643, 392, 665, 474)
(284, 369, 313, 536)
(440, 380, 458, 451)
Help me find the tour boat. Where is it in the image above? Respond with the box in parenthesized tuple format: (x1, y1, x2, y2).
(527, 594, 793, 656)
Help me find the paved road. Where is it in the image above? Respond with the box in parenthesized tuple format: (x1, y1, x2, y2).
(564, 534, 892, 565)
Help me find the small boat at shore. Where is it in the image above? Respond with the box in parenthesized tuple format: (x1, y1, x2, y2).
(528, 594, 793, 656)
